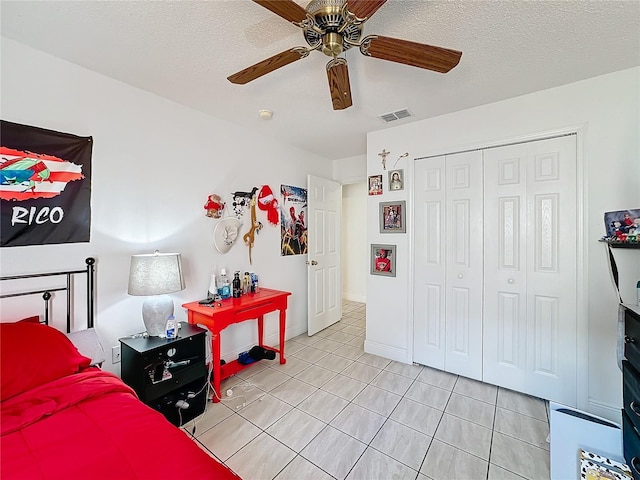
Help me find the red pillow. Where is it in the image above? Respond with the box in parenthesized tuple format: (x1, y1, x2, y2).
(18, 316, 40, 324)
(0, 322, 92, 401)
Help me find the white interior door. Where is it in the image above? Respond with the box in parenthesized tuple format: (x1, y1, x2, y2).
(483, 143, 529, 392)
(413, 152, 483, 378)
(413, 156, 446, 369)
(444, 151, 484, 380)
(307, 175, 342, 336)
(483, 135, 577, 405)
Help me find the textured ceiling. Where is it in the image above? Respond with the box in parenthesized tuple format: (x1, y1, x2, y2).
(2, 1, 639, 161)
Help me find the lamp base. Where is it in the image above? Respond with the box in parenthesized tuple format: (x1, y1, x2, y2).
(142, 295, 174, 336)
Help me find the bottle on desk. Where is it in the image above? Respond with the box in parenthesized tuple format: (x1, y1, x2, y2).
(251, 272, 259, 293)
(232, 271, 242, 298)
(217, 269, 231, 299)
(207, 274, 217, 298)
(165, 315, 178, 339)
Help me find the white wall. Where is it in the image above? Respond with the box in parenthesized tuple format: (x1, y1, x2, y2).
(365, 67, 640, 422)
(341, 182, 367, 302)
(0, 38, 333, 374)
(333, 154, 366, 185)
(333, 154, 367, 303)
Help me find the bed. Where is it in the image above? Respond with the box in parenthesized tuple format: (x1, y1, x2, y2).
(0, 258, 240, 480)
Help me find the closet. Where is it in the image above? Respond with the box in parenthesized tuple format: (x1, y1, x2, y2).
(413, 150, 484, 380)
(413, 135, 578, 406)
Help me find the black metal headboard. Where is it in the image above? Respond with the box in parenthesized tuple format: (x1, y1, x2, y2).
(0, 257, 96, 332)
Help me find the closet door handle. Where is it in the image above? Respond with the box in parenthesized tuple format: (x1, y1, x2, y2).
(457, 274, 463, 279)
(507, 278, 515, 284)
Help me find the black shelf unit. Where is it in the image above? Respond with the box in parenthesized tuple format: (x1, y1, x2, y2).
(623, 305, 640, 478)
(120, 322, 208, 427)
(600, 240, 640, 249)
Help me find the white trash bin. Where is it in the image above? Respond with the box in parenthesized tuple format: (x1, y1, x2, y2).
(550, 402, 624, 480)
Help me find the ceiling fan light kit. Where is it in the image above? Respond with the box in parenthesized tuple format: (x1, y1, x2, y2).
(228, 0, 462, 110)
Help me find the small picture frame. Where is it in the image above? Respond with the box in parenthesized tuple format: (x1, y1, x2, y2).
(368, 175, 383, 195)
(380, 201, 406, 233)
(388, 169, 404, 191)
(371, 244, 396, 277)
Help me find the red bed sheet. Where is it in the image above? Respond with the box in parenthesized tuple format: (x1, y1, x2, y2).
(1, 369, 240, 480)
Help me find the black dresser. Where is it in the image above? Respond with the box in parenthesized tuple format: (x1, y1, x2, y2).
(120, 323, 208, 427)
(623, 304, 640, 477)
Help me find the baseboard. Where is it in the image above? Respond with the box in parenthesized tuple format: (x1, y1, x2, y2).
(343, 292, 366, 303)
(364, 339, 409, 363)
(586, 398, 622, 424)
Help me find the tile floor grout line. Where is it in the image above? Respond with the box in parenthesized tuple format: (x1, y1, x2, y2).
(196, 301, 550, 480)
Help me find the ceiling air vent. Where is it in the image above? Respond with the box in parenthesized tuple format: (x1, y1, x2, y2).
(378, 108, 412, 123)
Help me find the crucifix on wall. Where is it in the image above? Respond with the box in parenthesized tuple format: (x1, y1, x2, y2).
(378, 149, 390, 170)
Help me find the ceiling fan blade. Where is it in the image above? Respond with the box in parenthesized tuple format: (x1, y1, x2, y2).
(326, 58, 353, 110)
(361, 35, 462, 73)
(346, 0, 387, 20)
(228, 48, 309, 84)
(252, 0, 308, 24)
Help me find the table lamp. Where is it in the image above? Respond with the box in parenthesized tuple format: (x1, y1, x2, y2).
(127, 251, 185, 336)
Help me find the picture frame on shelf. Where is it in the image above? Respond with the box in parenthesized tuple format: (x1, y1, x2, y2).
(371, 244, 396, 277)
(379, 201, 406, 233)
(388, 169, 404, 191)
(368, 175, 383, 195)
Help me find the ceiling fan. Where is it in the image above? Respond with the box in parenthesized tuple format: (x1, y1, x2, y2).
(227, 0, 462, 111)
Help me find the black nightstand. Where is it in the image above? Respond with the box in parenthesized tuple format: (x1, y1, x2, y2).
(120, 322, 208, 427)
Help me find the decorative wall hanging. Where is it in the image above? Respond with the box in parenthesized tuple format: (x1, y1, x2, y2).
(371, 244, 396, 277)
(242, 187, 262, 264)
(257, 185, 279, 226)
(214, 217, 242, 254)
(392, 153, 409, 169)
(203, 194, 225, 218)
(280, 184, 307, 256)
(380, 201, 406, 233)
(388, 169, 404, 191)
(231, 188, 257, 218)
(378, 149, 390, 170)
(368, 175, 383, 195)
(0, 120, 92, 247)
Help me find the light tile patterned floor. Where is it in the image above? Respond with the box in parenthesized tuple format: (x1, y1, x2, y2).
(183, 301, 551, 480)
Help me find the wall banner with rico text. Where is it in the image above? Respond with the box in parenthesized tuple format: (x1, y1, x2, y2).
(1, 120, 92, 247)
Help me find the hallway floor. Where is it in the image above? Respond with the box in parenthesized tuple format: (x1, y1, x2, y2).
(183, 300, 551, 480)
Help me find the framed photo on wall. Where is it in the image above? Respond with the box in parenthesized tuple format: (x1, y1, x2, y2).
(388, 169, 404, 191)
(371, 244, 396, 277)
(379, 201, 406, 233)
(368, 175, 383, 195)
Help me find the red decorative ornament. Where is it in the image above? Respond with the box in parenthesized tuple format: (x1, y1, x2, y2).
(257, 185, 279, 225)
(204, 194, 225, 218)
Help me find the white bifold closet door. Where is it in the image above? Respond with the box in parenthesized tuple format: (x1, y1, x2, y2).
(413, 150, 484, 380)
(483, 135, 577, 406)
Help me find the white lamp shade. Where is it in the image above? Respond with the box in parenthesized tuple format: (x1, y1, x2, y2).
(128, 252, 185, 296)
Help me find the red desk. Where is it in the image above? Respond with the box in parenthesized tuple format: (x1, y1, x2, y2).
(182, 288, 291, 402)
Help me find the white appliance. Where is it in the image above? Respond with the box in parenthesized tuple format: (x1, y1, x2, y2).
(550, 402, 624, 480)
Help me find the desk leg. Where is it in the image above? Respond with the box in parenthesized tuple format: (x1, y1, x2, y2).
(279, 308, 286, 365)
(211, 332, 221, 403)
(257, 315, 264, 347)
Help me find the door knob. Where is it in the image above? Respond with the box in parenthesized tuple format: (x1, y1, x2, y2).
(306, 260, 318, 266)
(508, 278, 515, 284)
(457, 274, 463, 279)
